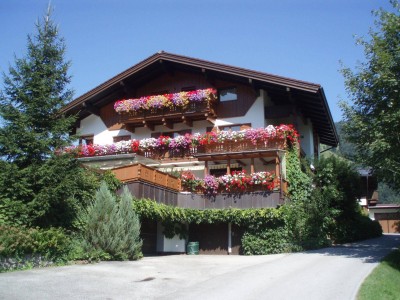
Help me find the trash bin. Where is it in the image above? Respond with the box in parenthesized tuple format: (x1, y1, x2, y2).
(187, 241, 199, 255)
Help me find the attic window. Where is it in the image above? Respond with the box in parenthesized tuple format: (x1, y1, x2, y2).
(219, 87, 237, 102)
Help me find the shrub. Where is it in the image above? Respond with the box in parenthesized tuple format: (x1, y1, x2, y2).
(66, 234, 111, 262)
(0, 225, 70, 261)
(332, 215, 382, 244)
(242, 227, 292, 255)
(82, 182, 142, 260)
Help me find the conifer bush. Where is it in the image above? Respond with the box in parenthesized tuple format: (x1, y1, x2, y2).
(82, 182, 142, 260)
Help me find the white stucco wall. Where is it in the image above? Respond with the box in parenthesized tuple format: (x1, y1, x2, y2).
(214, 93, 265, 129)
(296, 116, 315, 158)
(78, 114, 133, 145)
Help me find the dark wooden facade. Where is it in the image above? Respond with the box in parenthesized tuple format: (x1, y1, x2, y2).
(125, 180, 282, 210)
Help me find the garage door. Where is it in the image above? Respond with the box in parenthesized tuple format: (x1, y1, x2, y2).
(375, 213, 400, 233)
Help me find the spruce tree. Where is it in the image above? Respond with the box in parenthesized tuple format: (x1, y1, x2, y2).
(0, 6, 75, 166)
(0, 7, 101, 228)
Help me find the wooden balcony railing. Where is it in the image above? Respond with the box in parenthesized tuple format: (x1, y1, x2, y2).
(139, 138, 286, 160)
(111, 163, 181, 191)
(119, 102, 216, 129)
(202, 139, 286, 154)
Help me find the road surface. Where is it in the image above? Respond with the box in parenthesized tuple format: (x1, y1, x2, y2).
(1, 234, 399, 300)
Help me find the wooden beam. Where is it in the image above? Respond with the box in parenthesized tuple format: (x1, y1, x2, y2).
(201, 68, 216, 86)
(248, 78, 260, 97)
(250, 158, 255, 173)
(123, 124, 135, 133)
(259, 157, 275, 165)
(142, 120, 155, 131)
(159, 59, 174, 76)
(275, 156, 281, 179)
(119, 80, 135, 98)
(204, 161, 209, 177)
(162, 118, 173, 129)
(82, 102, 100, 116)
(206, 116, 216, 124)
(182, 116, 193, 127)
(236, 160, 247, 167)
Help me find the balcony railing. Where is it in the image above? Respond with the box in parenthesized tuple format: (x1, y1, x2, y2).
(119, 102, 215, 122)
(64, 125, 297, 161)
(111, 163, 181, 191)
(201, 139, 286, 153)
(140, 139, 286, 160)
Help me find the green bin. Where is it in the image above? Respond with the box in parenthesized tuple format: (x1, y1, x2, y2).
(187, 242, 199, 255)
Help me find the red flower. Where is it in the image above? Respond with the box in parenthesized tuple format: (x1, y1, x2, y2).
(131, 140, 139, 152)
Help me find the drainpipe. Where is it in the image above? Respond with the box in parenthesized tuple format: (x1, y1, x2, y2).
(228, 222, 232, 254)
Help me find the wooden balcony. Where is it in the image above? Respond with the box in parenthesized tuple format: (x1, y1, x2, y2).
(201, 139, 286, 154)
(111, 163, 286, 209)
(119, 102, 216, 131)
(139, 139, 286, 161)
(111, 163, 181, 191)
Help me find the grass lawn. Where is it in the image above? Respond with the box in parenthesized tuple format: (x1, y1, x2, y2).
(357, 248, 400, 300)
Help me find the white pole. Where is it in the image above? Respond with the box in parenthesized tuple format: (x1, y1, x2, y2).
(228, 222, 232, 254)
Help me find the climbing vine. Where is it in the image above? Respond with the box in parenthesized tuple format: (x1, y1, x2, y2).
(285, 144, 312, 202)
(131, 198, 284, 239)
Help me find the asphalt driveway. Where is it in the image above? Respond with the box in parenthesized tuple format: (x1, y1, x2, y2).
(1, 234, 399, 300)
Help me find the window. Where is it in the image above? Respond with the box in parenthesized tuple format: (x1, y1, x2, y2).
(210, 167, 242, 177)
(220, 123, 251, 131)
(219, 87, 237, 102)
(79, 135, 94, 145)
(113, 135, 131, 143)
(151, 129, 192, 139)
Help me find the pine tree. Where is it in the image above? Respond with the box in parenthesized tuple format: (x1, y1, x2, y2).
(0, 6, 75, 166)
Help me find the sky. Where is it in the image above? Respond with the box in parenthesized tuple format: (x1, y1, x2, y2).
(0, 0, 395, 122)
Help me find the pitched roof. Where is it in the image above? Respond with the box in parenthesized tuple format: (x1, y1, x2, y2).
(61, 51, 338, 146)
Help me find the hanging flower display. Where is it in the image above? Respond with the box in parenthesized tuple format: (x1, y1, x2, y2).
(114, 88, 217, 113)
(59, 125, 298, 158)
(180, 170, 277, 195)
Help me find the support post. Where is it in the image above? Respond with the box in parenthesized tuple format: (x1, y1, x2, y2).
(275, 155, 280, 178)
(204, 161, 209, 177)
(228, 222, 232, 254)
(251, 158, 255, 174)
(227, 159, 231, 175)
